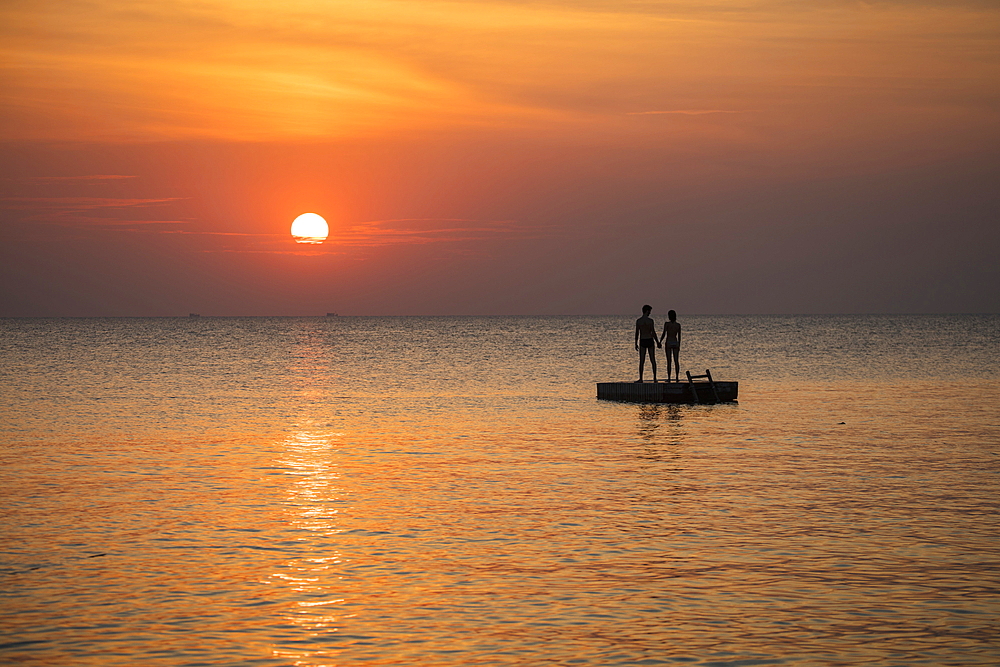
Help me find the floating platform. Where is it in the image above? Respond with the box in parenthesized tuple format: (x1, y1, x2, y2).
(597, 379, 738, 404)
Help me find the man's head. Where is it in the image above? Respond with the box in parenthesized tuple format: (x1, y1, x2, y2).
(642, 305, 652, 315)
(668, 309, 676, 321)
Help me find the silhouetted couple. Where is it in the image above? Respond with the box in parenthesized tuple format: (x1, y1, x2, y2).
(634, 305, 681, 383)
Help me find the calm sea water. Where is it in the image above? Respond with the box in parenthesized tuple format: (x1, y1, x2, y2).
(2, 315, 998, 666)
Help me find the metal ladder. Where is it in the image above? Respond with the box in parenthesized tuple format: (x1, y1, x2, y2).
(686, 369, 720, 404)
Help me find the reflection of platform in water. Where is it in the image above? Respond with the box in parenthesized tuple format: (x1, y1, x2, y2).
(597, 372, 738, 404)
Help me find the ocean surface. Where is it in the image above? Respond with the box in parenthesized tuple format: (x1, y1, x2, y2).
(1, 315, 998, 666)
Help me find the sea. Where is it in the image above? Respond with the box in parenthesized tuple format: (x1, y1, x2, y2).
(1, 315, 998, 666)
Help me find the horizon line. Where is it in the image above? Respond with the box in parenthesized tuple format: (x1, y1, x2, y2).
(1, 312, 996, 319)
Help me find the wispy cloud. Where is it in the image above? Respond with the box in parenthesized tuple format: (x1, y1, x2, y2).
(200, 217, 548, 254)
(625, 110, 756, 116)
(0, 196, 189, 228)
(8, 175, 138, 182)
(1, 197, 544, 251)
(331, 218, 531, 246)
(0, 197, 182, 210)
(2, 0, 993, 145)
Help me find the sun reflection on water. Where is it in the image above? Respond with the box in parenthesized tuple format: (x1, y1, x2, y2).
(270, 428, 354, 660)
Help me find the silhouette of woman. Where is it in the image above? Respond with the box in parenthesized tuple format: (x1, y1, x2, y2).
(660, 310, 681, 382)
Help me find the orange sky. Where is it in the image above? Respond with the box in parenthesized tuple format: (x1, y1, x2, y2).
(1, 0, 998, 315)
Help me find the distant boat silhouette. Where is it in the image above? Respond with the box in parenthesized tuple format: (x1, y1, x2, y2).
(189, 313, 201, 317)
(326, 312, 338, 316)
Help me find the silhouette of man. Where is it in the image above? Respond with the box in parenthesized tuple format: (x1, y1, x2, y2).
(660, 309, 681, 382)
(634, 305, 660, 382)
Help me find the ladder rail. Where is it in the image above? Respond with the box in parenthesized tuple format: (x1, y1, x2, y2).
(686, 369, 720, 404)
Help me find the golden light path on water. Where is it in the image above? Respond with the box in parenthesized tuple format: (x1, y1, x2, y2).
(272, 428, 349, 665)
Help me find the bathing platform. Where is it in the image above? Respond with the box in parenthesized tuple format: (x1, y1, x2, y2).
(597, 370, 737, 404)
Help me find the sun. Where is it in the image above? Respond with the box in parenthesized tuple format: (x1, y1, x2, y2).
(291, 213, 329, 244)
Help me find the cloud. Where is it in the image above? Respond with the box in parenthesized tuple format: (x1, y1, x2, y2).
(0, 197, 182, 210)
(9, 175, 138, 182)
(332, 218, 536, 245)
(625, 110, 756, 116)
(0, 196, 188, 228)
(1, 194, 541, 252)
(198, 217, 546, 254)
(2, 0, 995, 144)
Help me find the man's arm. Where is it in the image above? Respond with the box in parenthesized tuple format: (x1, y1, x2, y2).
(634, 321, 640, 350)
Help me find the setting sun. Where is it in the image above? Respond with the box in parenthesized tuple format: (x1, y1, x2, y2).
(290, 213, 328, 244)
